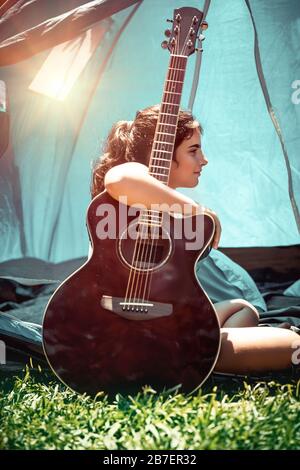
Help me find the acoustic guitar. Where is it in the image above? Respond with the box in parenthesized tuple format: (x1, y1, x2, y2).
(43, 7, 221, 396)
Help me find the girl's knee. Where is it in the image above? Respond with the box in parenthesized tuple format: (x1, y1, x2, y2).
(222, 302, 260, 328)
(231, 299, 260, 319)
(244, 307, 260, 326)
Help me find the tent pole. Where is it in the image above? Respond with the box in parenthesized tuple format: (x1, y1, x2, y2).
(187, 0, 211, 112)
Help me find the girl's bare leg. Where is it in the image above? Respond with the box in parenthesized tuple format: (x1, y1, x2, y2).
(214, 327, 300, 373)
(214, 299, 260, 328)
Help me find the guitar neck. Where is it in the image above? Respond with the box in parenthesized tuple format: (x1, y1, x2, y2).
(148, 54, 188, 184)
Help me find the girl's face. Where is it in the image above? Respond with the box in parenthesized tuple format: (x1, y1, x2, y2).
(168, 128, 208, 188)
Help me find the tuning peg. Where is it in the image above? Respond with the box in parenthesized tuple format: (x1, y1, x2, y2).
(197, 34, 206, 41)
(166, 19, 173, 23)
(161, 40, 169, 49)
(164, 29, 171, 37)
(195, 47, 203, 53)
(201, 21, 208, 30)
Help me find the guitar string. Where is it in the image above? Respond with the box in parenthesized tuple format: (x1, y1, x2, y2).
(139, 58, 182, 305)
(124, 53, 181, 309)
(124, 54, 181, 308)
(137, 24, 194, 306)
(140, 27, 191, 305)
(132, 55, 181, 305)
(127, 29, 188, 308)
(124, 21, 193, 309)
(132, 51, 183, 307)
(134, 39, 186, 306)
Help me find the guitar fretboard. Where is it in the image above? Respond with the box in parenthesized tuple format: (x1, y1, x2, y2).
(149, 54, 187, 184)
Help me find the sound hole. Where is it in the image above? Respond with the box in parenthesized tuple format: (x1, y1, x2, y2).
(118, 221, 172, 272)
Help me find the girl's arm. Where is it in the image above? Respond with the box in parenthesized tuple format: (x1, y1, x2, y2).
(105, 162, 200, 215)
(104, 162, 221, 248)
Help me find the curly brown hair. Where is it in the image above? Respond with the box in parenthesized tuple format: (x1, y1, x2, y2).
(91, 104, 202, 198)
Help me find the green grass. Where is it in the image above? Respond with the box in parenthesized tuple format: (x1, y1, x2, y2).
(0, 366, 299, 450)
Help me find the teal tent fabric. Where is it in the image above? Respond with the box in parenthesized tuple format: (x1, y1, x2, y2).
(197, 249, 267, 313)
(0, 0, 299, 264)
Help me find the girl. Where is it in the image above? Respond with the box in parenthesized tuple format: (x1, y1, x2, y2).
(91, 104, 299, 375)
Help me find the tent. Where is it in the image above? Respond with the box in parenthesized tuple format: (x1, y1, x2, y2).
(0, 0, 299, 368)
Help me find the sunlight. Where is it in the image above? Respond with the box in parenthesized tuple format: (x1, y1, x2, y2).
(29, 22, 110, 101)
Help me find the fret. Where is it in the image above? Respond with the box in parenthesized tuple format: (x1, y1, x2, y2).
(153, 139, 173, 145)
(160, 112, 178, 117)
(153, 149, 173, 154)
(140, 214, 162, 221)
(161, 105, 179, 111)
(162, 96, 180, 102)
(151, 155, 172, 160)
(159, 110, 178, 117)
(152, 152, 172, 157)
(139, 214, 162, 221)
(157, 126, 176, 133)
(166, 79, 183, 84)
(149, 171, 169, 178)
(169, 67, 185, 72)
(161, 101, 180, 106)
(154, 139, 174, 146)
(139, 219, 162, 225)
(167, 75, 184, 83)
(165, 87, 182, 93)
(153, 141, 173, 146)
(138, 221, 162, 228)
(164, 91, 181, 95)
(150, 164, 170, 170)
(153, 150, 173, 155)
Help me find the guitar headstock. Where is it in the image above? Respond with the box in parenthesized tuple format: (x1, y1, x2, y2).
(162, 7, 207, 57)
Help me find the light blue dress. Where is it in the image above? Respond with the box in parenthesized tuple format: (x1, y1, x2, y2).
(196, 249, 266, 313)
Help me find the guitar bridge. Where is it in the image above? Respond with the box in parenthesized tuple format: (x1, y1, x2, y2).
(100, 295, 173, 321)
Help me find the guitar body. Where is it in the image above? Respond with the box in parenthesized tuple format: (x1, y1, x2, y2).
(43, 191, 220, 395)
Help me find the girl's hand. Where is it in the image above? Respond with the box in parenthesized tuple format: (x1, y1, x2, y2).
(204, 207, 222, 249)
(194, 205, 222, 249)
